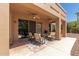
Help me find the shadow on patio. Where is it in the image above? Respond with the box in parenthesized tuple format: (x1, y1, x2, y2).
(10, 38, 46, 49)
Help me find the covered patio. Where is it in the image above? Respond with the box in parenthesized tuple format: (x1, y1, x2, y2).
(9, 3, 67, 49)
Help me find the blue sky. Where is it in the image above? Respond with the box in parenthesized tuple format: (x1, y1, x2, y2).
(60, 3, 79, 22)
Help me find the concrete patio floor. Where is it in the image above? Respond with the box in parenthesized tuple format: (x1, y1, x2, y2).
(9, 37, 76, 56)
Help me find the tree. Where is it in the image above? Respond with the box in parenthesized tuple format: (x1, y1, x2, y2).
(67, 21, 76, 33)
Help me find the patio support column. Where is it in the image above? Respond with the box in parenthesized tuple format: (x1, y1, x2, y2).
(55, 17, 61, 40)
(62, 21, 67, 37)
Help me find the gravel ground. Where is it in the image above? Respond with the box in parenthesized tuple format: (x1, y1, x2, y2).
(67, 33, 79, 56)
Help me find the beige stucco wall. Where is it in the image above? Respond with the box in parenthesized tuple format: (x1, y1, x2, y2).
(10, 11, 49, 43)
(0, 3, 9, 55)
(33, 3, 66, 21)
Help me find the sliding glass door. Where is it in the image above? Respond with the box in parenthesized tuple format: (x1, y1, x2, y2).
(28, 21, 36, 34)
(18, 19, 42, 38)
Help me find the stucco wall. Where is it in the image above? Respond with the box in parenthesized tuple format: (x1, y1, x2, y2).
(0, 3, 9, 55)
(33, 3, 66, 21)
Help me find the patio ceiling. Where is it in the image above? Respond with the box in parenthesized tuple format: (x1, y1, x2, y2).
(10, 3, 58, 21)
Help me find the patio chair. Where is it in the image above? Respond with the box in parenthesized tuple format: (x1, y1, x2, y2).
(34, 33, 45, 44)
(28, 32, 33, 38)
(47, 32, 55, 41)
(38, 34, 45, 44)
(28, 32, 35, 42)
